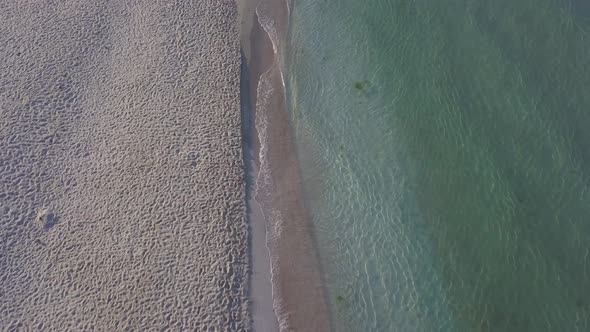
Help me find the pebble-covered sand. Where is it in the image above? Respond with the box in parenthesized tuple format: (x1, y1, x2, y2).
(0, 1, 248, 330)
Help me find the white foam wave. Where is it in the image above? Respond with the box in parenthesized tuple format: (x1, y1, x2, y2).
(252, 1, 295, 330)
(253, 62, 290, 331)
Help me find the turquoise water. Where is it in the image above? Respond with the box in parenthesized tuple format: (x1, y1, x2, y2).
(284, 0, 590, 331)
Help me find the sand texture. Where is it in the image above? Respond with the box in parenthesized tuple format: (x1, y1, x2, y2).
(0, 0, 249, 330)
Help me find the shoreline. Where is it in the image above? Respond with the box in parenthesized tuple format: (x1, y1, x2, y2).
(240, 0, 331, 330)
(239, 0, 279, 330)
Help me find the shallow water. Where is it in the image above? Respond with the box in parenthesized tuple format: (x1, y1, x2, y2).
(284, 0, 590, 331)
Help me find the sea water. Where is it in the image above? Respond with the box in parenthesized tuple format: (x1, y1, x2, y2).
(284, 0, 590, 331)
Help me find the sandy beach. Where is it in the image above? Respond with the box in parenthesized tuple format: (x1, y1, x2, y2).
(0, 1, 248, 330)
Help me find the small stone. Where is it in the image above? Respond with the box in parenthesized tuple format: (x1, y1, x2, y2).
(36, 208, 58, 230)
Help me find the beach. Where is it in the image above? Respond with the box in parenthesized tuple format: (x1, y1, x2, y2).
(6, 0, 588, 331)
(0, 1, 249, 330)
